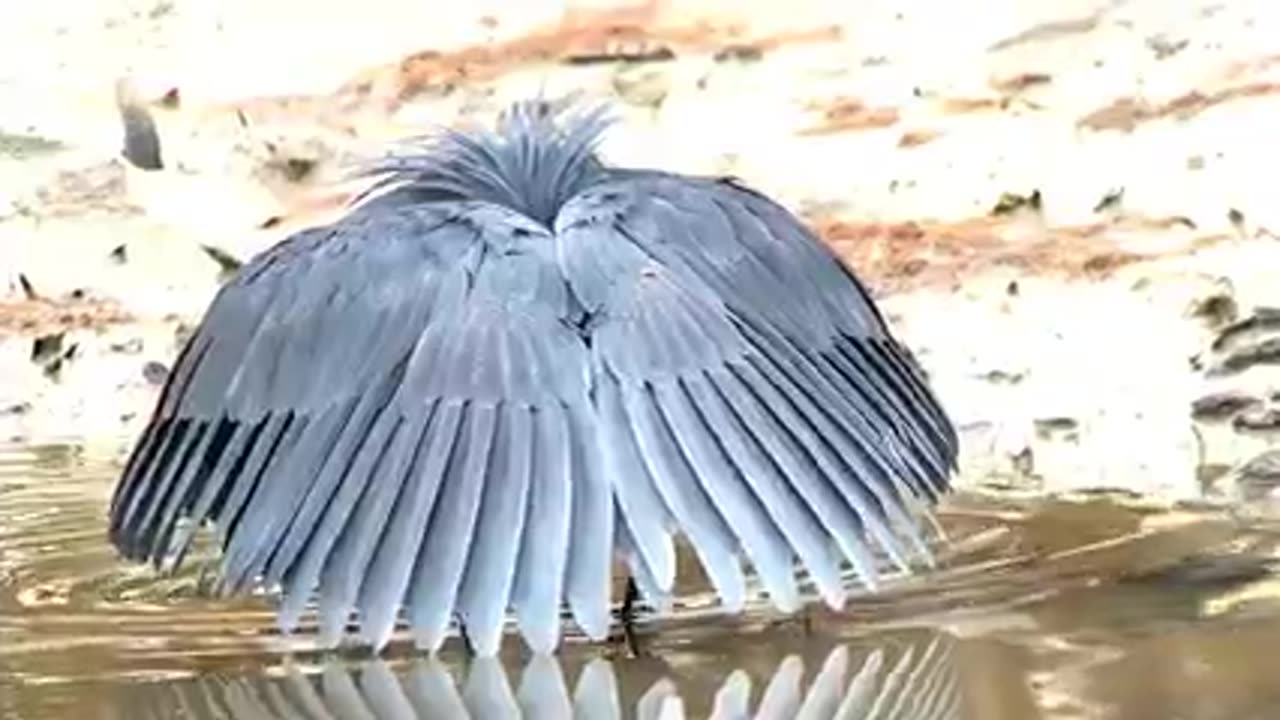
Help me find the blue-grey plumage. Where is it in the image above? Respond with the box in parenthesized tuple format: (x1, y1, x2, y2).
(107, 98, 958, 657)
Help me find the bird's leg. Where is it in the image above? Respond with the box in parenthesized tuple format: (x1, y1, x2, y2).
(765, 606, 814, 636)
(617, 575, 645, 657)
(194, 562, 214, 597)
(455, 613, 476, 658)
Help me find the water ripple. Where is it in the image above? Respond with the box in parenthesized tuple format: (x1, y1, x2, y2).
(6, 441, 1280, 719)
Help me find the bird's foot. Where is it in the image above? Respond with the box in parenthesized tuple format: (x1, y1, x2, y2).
(765, 606, 815, 637)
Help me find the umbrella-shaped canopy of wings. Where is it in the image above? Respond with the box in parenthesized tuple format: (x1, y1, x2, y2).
(107, 99, 958, 657)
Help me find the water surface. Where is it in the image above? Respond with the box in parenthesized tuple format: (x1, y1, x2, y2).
(4, 442, 1280, 719)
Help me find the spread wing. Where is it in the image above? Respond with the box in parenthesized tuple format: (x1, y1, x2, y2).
(108, 202, 606, 656)
(554, 174, 956, 614)
(109, 169, 957, 658)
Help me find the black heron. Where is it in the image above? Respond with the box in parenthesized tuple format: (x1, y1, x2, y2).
(107, 98, 958, 657)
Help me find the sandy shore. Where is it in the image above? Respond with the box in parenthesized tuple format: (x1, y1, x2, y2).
(2, 0, 1277, 504)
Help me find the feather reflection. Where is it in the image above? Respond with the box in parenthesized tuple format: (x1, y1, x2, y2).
(124, 633, 961, 719)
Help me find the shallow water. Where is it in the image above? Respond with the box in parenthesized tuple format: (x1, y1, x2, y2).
(4, 442, 1280, 719)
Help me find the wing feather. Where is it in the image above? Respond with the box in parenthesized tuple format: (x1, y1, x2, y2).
(313, 413, 410, 645)
(727, 187, 888, 336)
(605, 177, 953, 514)
(108, 418, 163, 524)
(683, 372, 848, 607)
(111, 200, 607, 655)
(222, 413, 336, 586)
(510, 403, 573, 653)
(740, 321, 927, 527)
(257, 401, 361, 587)
(166, 419, 260, 565)
(862, 338, 959, 465)
(112, 417, 189, 550)
(351, 402, 451, 647)
(130, 419, 215, 559)
(117, 419, 201, 557)
(710, 365, 882, 589)
(408, 401, 497, 651)
(265, 396, 379, 623)
(825, 343, 947, 489)
(736, 340, 919, 572)
(226, 364, 399, 595)
(456, 403, 535, 656)
(558, 218, 802, 609)
(594, 373, 676, 593)
(219, 413, 311, 592)
(613, 505, 671, 610)
(214, 413, 295, 555)
(649, 377, 799, 610)
(148, 418, 236, 565)
(558, 177, 955, 617)
(564, 404, 614, 641)
(617, 378, 747, 611)
(802, 348, 942, 521)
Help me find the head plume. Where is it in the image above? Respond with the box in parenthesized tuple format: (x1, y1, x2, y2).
(355, 97, 614, 227)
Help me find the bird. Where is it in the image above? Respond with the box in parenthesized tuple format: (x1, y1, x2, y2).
(106, 97, 959, 658)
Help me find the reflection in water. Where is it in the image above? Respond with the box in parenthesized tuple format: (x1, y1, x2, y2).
(118, 636, 960, 720)
(11, 443, 1280, 718)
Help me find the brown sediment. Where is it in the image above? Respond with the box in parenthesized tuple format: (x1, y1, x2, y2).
(184, 5, 842, 131)
(0, 298, 135, 337)
(989, 72, 1053, 94)
(937, 96, 1009, 115)
(1078, 82, 1280, 132)
(799, 97, 900, 135)
(808, 214, 1224, 294)
(898, 128, 943, 148)
(343, 3, 842, 107)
